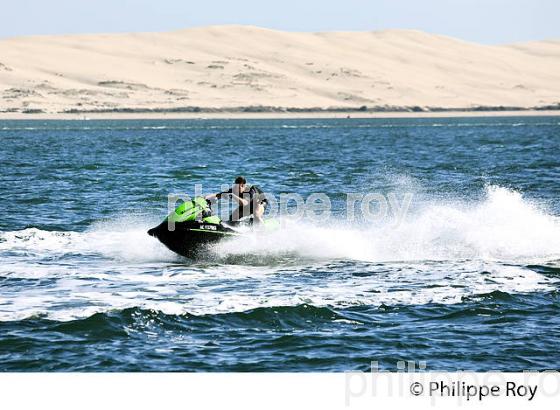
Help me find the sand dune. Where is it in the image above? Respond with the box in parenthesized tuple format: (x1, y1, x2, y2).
(0, 25, 559, 114)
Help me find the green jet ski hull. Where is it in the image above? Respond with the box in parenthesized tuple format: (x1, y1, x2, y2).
(147, 219, 238, 258)
(147, 196, 278, 258)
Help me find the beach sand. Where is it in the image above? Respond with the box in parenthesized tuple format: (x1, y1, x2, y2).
(1, 25, 559, 118)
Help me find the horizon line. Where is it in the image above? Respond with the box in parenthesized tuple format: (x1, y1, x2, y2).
(1, 24, 559, 46)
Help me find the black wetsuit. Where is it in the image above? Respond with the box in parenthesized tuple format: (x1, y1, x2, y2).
(219, 185, 267, 221)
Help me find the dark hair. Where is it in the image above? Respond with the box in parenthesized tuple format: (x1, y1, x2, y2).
(234, 176, 247, 184)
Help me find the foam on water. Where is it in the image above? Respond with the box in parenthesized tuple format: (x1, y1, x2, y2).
(216, 186, 560, 263)
(1, 186, 559, 321)
(0, 215, 177, 263)
(4, 186, 558, 264)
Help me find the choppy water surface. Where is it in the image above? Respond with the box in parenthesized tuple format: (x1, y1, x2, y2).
(1, 117, 559, 371)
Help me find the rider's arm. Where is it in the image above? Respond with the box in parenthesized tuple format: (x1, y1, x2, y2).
(229, 192, 249, 207)
(204, 193, 219, 201)
(205, 189, 246, 204)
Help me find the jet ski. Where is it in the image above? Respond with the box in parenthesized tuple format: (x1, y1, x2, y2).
(147, 196, 277, 258)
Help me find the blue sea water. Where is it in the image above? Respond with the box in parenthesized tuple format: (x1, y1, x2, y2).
(0, 116, 559, 371)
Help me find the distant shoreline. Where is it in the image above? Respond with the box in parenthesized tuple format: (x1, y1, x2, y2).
(1, 108, 559, 120)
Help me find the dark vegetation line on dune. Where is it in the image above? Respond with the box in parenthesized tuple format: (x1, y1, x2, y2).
(2, 103, 560, 115)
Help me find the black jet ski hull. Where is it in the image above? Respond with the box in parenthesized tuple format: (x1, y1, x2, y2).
(148, 220, 237, 258)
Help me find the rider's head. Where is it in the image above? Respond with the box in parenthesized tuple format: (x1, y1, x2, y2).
(233, 176, 247, 195)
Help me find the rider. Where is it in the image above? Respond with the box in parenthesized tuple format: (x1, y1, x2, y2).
(205, 176, 268, 224)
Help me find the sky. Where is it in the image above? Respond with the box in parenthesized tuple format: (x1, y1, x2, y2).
(1, 0, 559, 44)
